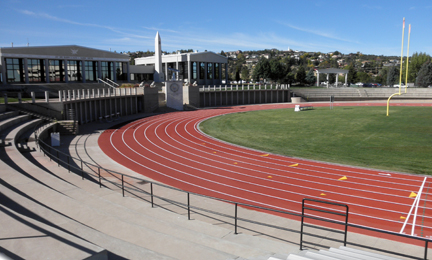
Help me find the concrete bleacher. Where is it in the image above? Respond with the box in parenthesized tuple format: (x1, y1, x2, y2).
(1, 108, 429, 259)
(285, 246, 402, 260)
(0, 111, 302, 259)
(292, 87, 432, 101)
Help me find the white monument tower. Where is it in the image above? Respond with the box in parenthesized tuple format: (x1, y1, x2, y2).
(154, 31, 164, 82)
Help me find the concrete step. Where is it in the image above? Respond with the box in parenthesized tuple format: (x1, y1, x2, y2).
(0, 202, 108, 260)
(3, 124, 294, 259)
(0, 110, 19, 121)
(0, 165, 175, 260)
(287, 246, 404, 260)
(337, 246, 402, 259)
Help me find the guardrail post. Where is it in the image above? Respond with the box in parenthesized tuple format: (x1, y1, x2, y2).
(234, 203, 238, 234)
(187, 193, 191, 220)
(122, 175, 124, 197)
(150, 183, 154, 208)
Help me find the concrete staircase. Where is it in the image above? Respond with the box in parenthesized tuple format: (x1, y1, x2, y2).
(0, 111, 300, 259)
(284, 246, 402, 260)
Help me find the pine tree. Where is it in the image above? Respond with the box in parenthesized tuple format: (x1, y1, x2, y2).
(416, 61, 432, 87)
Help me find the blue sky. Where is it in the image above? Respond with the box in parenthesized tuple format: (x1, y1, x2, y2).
(1, 0, 431, 56)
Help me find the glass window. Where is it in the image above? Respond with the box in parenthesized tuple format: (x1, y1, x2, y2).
(207, 63, 213, 79)
(5, 58, 24, 83)
(101, 61, 113, 80)
(85, 61, 98, 81)
(115, 62, 127, 81)
(67, 60, 82, 82)
(49, 60, 65, 82)
(28, 59, 45, 82)
(192, 62, 197, 80)
(199, 62, 205, 80)
(215, 63, 219, 79)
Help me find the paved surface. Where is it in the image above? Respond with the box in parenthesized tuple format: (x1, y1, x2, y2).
(63, 102, 432, 259)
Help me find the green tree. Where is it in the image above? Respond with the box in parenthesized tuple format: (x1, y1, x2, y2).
(387, 66, 400, 86)
(253, 58, 271, 81)
(356, 71, 372, 83)
(269, 59, 283, 82)
(345, 65, 356, 84)
(416, 61, 432, 87)
(296, 66, 306, 84)
(408, 52, 431, 82)
(305, 69, 316, 85)
(241, 66, 250, 81)
(235, 67, 240, 82)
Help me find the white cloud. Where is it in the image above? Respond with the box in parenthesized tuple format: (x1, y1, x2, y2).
(277, 21, 359, 44)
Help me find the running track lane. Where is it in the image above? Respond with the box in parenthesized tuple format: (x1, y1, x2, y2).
(98, 102, 432, 240)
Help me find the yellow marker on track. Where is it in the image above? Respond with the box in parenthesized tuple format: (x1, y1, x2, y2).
(234, 162, 238, 165)
(268, 176, 272, 178)
(409, 192, 417, 198)
(400, 216, 406, 220)
(289, 163, 298, 167)
(338, 176, 348, 181)
(320, 193, 326, 196)
(260, 154, 269, 157)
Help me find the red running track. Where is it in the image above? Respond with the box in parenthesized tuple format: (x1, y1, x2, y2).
(98, 102, 432, 239)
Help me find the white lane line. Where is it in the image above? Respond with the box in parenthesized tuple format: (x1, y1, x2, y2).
(412, 177, 427, 236)
(399, 177, 427, 234)
(123, 115, 432, 226)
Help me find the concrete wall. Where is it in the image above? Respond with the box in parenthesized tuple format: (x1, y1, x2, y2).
(199, 89, 291, 107)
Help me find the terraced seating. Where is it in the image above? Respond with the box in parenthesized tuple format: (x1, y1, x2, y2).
(0, 114, 299, 259)
(285, 246, 403, 260)
(292, 87, 432, 101)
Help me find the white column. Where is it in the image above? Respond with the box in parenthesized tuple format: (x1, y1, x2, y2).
(326, 74, 329, 88)
(345, 73, 348, 86)
(317, 72, 320, 86)
(335, 73, 338, 87)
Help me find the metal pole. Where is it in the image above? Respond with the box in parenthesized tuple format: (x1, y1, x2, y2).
(234, 203, 238, 235)
(187, 193, 191, 220)
(150, 183, 154, 208)
(122, 175, 124, 197)
(344, 206, 349, 247)
(300, 199, 305, 250)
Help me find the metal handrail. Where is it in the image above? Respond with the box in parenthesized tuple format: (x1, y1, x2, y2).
(300, 198, 349, 250)
(97, 78, 115, 88)
(34, 125, 432, 260)
(105, 78, 119, 87)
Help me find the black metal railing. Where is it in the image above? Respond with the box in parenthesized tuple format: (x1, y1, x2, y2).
(300, 198, 349, 250)
(34, 124, 432, 260)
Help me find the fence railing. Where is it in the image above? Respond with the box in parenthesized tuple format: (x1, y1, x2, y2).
(199, 84, 290, 92)
(34, 123, 432, 260)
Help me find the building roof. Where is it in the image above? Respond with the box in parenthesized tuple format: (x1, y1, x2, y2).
(0, 45, 129, 61)
(316, 68, 348, 74)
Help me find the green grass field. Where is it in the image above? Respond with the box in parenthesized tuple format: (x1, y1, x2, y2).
(199, 106, 432, 175)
